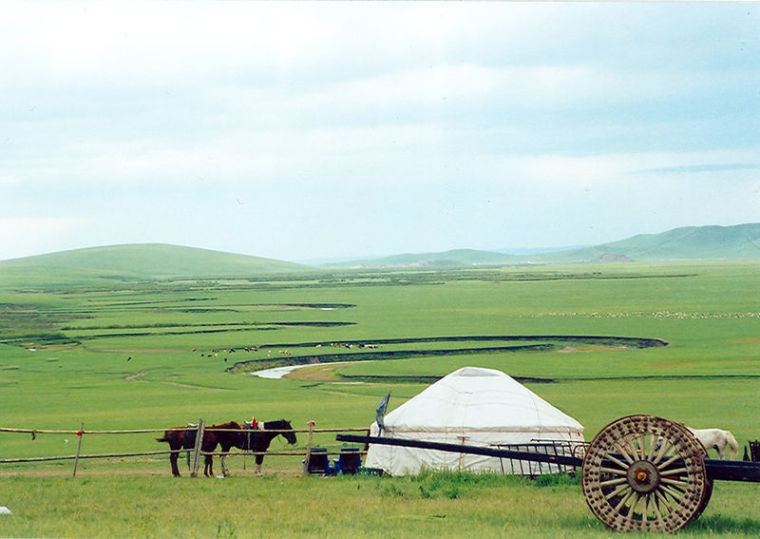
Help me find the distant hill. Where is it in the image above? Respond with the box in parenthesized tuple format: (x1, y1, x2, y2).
(323, 223, 760, 268)
(1, 224, 758, 286)
(532, 223, 760, 263)
(331, 249, 518, 269)
(0, 244, 310, 286)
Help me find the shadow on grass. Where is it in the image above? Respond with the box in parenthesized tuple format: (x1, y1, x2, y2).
(563, 512, 760, 536)
(688, 514, 760, 535)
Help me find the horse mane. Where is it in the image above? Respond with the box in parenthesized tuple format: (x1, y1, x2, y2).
(263, 419, 289, 429)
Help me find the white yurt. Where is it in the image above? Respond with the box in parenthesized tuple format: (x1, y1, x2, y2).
(364, 366, 584, 476)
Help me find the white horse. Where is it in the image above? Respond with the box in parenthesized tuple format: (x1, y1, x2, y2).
(687, 427, 739, 460)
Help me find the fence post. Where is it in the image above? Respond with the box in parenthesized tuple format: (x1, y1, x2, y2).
(303, 420, 315, 474)
(190, 419, 205, 478)
(72, 422, 85, 478)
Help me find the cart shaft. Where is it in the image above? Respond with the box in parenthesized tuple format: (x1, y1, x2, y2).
(337, 434, 760, 483)
(335, 434, 582, 468)
(705, 458, 760, 482)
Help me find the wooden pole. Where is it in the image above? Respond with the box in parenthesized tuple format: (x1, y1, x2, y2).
(458, 435, 467, 471)
(336, 433, 582, 467)
(303, 420, 315, 474)
(72, 422, 84, 478)
(1, 450, 183, 464)
(190, 419, 205, 478)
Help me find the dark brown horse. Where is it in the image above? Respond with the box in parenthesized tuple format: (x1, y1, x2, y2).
(157, 419, 296, 477)
(236, 419, 297, 476)
(156, 421, 241, 477)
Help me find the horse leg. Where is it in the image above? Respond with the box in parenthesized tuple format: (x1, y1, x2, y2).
(255, 454, 263, 477)
(218, 442, 234, 477)
(204, 454, 213, 477)
(169, 446, 181, 477)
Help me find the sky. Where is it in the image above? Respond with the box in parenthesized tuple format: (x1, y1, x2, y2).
(2, 2, 759, 263)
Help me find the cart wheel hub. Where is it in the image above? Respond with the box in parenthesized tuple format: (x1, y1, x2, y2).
(628, 460, 659, 493)
(582, 415, 709, 532)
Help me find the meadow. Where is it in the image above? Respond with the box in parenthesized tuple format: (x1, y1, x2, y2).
(1, 261, 760, 537)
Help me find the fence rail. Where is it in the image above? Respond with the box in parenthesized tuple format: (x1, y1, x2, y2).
(0, 426, 369, 435)
(2, 422, 585, 479)
(0, 421, 368, 477)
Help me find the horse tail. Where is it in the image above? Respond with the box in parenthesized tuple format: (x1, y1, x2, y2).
(726, 430, 739, 459)
(156, 431, 173, 443)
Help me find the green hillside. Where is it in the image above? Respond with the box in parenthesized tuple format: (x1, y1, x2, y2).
(2, 224, 758, 286)
(537, 223, 760, 263)
(326, 223, 760, 267)
(334, 248, 516, 269)
(0, 244, 310, 286)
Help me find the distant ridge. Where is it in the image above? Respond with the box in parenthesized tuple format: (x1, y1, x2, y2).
(322, 223, 760, 268)
(0, 244, 309, 285)
(333, 248, 518, 269)
(1, 224, 758, 285)
(537, 223, 760, 263)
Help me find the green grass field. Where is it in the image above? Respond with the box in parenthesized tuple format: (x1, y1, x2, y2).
(1, 261, 760, 537)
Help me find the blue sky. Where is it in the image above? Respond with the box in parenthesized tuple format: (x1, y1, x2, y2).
(2, 2, 759, 262)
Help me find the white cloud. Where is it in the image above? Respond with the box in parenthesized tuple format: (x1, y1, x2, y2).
(0, 174, 21, 186)
(502, 154, 625, 188)
(0, 217, 88, 260)
(2, 3, 331, 86)
(0, 2, 758, 261)
(504, 149, 760, 185)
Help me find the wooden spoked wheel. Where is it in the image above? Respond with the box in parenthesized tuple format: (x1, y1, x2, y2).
(691, 437, 714, 522)
(581, 415, 710, 532)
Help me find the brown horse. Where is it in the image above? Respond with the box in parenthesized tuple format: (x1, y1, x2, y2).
(157, 419, 296, 477)
(156, 423, 195, 477)
(233, 419, 297, 477)
(156, 421, 241, 477)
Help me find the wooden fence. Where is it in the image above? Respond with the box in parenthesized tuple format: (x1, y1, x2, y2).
(0, 421, 369, 478)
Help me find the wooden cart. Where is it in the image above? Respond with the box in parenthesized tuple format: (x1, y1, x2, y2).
(338, 414, 760, 532)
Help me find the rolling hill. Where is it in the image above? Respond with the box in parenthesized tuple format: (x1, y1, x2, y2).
(533, 223, 760, 264)
(324, 223, 760, 268)
(332, 249, 519, 269)
(0, 244, 310, 286)
(1, 224, 758, 286)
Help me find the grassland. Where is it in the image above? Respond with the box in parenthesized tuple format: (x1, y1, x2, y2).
(1, 260, 760, 537)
